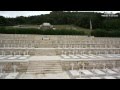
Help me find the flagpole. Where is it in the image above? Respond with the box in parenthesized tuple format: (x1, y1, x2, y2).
(90, 19, 92, 30)
(90, 19, 92, 36)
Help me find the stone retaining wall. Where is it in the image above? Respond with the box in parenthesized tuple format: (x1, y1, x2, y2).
(0, 62, 29, 73)
(61, 60, 120, 71)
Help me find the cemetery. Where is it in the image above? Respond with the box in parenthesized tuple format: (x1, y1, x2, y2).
(0, 34, 120, 79)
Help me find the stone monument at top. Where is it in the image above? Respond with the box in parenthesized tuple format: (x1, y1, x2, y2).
(39, 22, 56, 30)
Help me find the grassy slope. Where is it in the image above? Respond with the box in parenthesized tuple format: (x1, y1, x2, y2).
(54, 25, 91, 35)
(2, 25, 91, 35)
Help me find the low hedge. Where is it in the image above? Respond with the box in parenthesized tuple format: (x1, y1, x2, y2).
(0, 27, 85, 35)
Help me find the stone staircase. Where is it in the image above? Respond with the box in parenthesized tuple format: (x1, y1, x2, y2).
(26, 60, 63, 74)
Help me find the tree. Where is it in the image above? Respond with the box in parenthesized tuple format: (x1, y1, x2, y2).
(0, 16, 7, 26)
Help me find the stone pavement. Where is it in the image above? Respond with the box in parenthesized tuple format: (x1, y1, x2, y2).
(19, 72, 70, 79)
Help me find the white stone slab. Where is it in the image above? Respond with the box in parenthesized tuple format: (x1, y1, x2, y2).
(87, 56, 97, 59)
(114, 55, 120, 58)
(0, 57, 6, 59)
(95, 56, 104, 58)
(0, 55, 3, 57)
(8, 57, 17, 60)
(106, 69, 117, 74)
(106, 55, 115, 58)
(81, 70, 94, 76)
(0, 73, 3, 77)
(112, 68, 120, 73)
(24, 55, 30, 57)
(18, 57, 27, 59)
(76, 78, 89, 79)
(116, 76, 120, 79)
(78, 55, 88, 59)
(69, 70, 80, 77)
(69, 55, 79, 59)
(5, 73, 19, 79)
(90, 77, 101, 79)
(62, 55, 71, 59)
(111, 54, 119, 56)
(15, 55, 22, 57)
(103, 76, 116, 79)
(93, 69, 106, 75)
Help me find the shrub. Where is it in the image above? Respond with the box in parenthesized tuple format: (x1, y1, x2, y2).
(0, 28, 86, 35)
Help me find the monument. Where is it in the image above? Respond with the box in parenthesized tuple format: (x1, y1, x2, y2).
(39, 23, 55, 30)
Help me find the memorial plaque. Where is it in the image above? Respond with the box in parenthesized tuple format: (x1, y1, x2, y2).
(42, 36, 50, 40)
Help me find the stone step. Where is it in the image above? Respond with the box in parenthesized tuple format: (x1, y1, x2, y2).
(26, 70, 62, 73)
(27, 70, 62, 72)
(27, 68, 62, 70)
(29, 61, 60, 62)
(28, 63, 60, 65)
(28, 63, 61, 65)
(27, 60, 62, 73)
(27, 67, 62, 70)
(29, 62, 60, 63)
(28, 62, 61, 64)
(27, 66, 62, 69)
(29, 60, 60, 62)
(28, 65, 61, 67)
(27, 69, 62, 71)
(27, 71, 62, 73)
(28, 67, 62, 69)
(29, 63, 60, 66)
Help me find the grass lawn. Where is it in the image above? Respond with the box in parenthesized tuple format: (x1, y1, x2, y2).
(0, 25, 91, 35)
(54, 25, 91, 35)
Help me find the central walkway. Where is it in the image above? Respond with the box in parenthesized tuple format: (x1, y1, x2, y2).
(19, 72, 70, 79)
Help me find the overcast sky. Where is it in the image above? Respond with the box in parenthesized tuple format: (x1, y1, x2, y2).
(0, 11, 120, 18)
(0, 11, 51, 17)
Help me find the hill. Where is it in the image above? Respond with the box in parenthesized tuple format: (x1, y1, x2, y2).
(10, 24, 91, 35)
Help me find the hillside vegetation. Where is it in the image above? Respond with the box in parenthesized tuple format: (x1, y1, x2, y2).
(0, 11, 120, 37)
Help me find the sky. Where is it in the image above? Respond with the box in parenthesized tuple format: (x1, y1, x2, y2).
(0, 11, 120, 18)
(0, 11, 51, 18)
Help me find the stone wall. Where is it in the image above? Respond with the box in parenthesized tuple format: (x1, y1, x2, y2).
(0, 62, 29, 73)
(61, 60, 120, 71)
(35, 49, 57, 56)
(1, 60, 120, 73)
